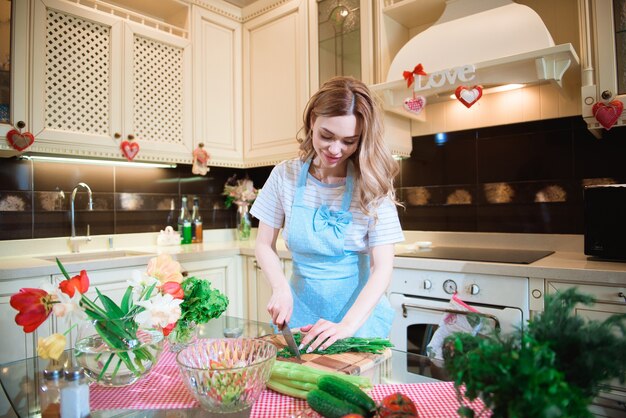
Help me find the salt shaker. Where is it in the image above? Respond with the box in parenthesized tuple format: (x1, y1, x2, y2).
(60, 367, 90, 418)
(40, 368, 64, 418)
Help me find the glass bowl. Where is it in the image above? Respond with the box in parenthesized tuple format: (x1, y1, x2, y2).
(176, 338, 277, 413)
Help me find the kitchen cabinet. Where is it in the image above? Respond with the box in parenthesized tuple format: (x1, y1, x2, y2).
(181, 257, 242, 318)
(0, 0, 29, 147)
(0, 276, 53, 365)
(192, 5, 244, 168)
(28, 0, 193, 163)
(244, 256, 292, 325)
(545, 280, 626, 416)
(242, 0, 308, 166)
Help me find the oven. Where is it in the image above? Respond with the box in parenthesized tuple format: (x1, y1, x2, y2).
(387, 268, 529, 383)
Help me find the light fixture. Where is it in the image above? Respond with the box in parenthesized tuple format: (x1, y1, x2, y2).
(449, 83, 526, 99)
(20, 155, 177, 168)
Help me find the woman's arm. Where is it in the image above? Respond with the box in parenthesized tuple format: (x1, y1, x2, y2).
(298, 243, 395, 352)
(255, 221, 293, 328)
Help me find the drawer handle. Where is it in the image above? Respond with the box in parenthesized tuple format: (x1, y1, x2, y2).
(401, 303, 501, 330)
(619, 292, 626, 303)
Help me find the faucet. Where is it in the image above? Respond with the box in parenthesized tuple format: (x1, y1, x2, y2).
(70, 182, 93, 252)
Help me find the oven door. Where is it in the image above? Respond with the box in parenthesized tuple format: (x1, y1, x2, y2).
(387, 292, 524, 383)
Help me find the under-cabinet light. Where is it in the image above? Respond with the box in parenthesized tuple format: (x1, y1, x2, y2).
(20, 155, 177, 168)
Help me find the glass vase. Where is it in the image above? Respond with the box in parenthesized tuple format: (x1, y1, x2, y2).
(235, 201, 252, 241)
(167, 321, 198, 353)
(73, 319, 164, 387)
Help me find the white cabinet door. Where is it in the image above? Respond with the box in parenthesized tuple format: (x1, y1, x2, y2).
(181, 257, 240, 318)
(244, 256, 292, 325)
(30, 0, 192, 164)
(192, 6, 243, 167)
(243, 0, 308, 166)
(0, 276, 54, 364)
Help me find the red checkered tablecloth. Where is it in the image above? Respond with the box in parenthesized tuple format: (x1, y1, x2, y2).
(90, 349, 489, 417)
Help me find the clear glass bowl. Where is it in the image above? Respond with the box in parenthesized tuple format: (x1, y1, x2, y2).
(176, 338, 277, 413)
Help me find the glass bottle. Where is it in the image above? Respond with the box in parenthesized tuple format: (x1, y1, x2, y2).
(165, 198, 176, 229)
(235, 201, 252, 241)
(60, 368, 90, 418)
(177, 195, 192, 244)
(191, 196, 203, 243)
(40, 368, 64, 418)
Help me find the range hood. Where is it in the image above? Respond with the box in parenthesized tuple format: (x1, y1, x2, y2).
(371, 0, 580, 123)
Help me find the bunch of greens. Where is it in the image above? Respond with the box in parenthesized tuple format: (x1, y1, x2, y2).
(443, 288, 626, 418)
(277, 333, 393, 358)
(173, 276, 229, 342)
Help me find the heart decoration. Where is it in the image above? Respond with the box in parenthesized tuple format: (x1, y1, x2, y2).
(120, 140, 140, 161)
(403, 96, 427, 115)
(592, 100, 623, 130)
(455, 85, 483, 108)
(6, 129, 35, 152)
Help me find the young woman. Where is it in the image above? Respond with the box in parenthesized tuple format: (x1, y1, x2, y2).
(250, 76, 404, 352)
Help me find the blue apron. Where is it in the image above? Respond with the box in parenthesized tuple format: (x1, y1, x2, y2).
(287, 159, 395, 338)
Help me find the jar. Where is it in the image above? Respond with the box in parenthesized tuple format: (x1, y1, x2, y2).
(60, 368, 90, 418)
(40, 368, 64, 418)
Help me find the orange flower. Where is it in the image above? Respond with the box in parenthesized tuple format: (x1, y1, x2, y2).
(59, 270, 90, 297)
(146, 254, 183, 285)
(10, 288, 54, 333)
(161, 281, 184, 299)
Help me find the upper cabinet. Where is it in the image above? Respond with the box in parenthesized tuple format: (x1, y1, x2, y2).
(27, 0, 193, 163)
(242, 0, 309, 166)
(192, 5, 244, 168)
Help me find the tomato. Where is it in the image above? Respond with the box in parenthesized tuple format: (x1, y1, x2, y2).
(378, 392, 418, 417)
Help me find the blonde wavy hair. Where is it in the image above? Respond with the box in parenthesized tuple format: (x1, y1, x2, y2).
(298, 76, 401, 217)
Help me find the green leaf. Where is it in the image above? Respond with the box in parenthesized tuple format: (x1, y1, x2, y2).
(96, 289, 126, 319)
(56, 258, 71, 280)
(120, 286, 134, 314)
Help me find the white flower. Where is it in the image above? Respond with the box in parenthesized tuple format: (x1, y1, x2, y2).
(52, 290, 87, 323)
(134, 293, 183, 329)
(128, 270, 159, 296)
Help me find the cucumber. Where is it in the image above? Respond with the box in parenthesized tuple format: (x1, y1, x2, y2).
(318, 375, 376, 415)
(307, 389, 367, 418)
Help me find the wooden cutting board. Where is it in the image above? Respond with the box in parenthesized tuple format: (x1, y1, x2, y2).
(262, 334, 392, 377)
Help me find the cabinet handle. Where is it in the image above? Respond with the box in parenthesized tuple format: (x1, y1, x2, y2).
(16, 120, 26, 129)
(400, 303, 501, 330)
(619, 292, 626, 303)
(127, 134, 135, 140)
(601, 90, 613, 100)
(114, 133, 121, 139)
(253, 260, 259, 270)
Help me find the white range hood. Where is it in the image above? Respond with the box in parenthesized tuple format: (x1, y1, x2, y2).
(371, 0, 580, 122)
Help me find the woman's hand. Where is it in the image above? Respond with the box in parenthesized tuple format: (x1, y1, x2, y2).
(297, 319, 356, 353)
(267, 282, 293, 328)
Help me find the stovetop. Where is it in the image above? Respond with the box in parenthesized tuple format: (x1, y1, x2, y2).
(397, 247, 554, 264)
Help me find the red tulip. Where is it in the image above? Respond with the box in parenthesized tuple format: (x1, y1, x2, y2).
(161, 281, 184, 299)
(59, 270, 90, 297)
(10, 288, 54, 333)
(162, 322, 176, 336)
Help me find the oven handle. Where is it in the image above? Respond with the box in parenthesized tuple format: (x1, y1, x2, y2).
(401, 303, 501, 330)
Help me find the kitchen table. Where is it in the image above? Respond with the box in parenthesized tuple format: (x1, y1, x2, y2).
(0, 316, 484, 418)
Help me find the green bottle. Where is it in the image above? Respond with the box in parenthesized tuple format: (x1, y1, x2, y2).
(177, 196, 192, 244)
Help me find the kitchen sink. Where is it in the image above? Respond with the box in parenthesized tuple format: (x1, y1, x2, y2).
(37, 250, 155, 263)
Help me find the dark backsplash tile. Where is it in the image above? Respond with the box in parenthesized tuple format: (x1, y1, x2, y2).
(115, 166, 181, 194)
(0, 158, 32, 191)
(33, 162, 114, 192)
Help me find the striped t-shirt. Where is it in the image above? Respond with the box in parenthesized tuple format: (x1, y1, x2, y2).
(250, 158, 404, 253)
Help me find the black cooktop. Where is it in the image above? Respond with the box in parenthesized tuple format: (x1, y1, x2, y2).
(397, 247, 555, 264)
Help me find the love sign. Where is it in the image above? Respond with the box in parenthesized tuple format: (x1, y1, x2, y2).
(403, 96, 427, 115)
(455, 85, 483, 108)
(592, 100, 623, 130)
(413, 64, 476, 92)
(120, 140, 140, 161)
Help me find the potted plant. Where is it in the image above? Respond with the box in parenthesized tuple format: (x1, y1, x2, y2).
(443, 288, 626, 417)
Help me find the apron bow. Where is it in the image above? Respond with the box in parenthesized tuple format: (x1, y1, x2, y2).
(312, 205, 352, 238)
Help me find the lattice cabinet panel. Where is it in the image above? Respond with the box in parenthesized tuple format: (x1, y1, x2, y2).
(132, 35, 184, 145)
(45, 9, 111, 136)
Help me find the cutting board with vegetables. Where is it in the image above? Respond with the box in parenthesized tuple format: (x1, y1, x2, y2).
(262, 334, 392, 377)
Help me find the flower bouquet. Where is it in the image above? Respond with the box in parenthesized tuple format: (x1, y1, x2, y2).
(10, 254, 228, 386)
(223, 176, 259, 240)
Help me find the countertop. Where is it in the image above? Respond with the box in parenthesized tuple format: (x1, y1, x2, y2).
(0, 230, 625, 286)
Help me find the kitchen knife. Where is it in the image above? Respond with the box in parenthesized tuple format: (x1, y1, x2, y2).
(280, 322, 301, 359)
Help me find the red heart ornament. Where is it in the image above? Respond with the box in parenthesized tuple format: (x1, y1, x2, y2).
(455, 85, 483, 108)
(120, 140, 140, 161)
(592, 100, 623, 130)
(403, 96, 427, 115)
(6, 129, 35, 152)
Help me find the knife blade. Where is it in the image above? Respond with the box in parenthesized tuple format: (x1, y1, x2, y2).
(280, 322, 301, 359)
